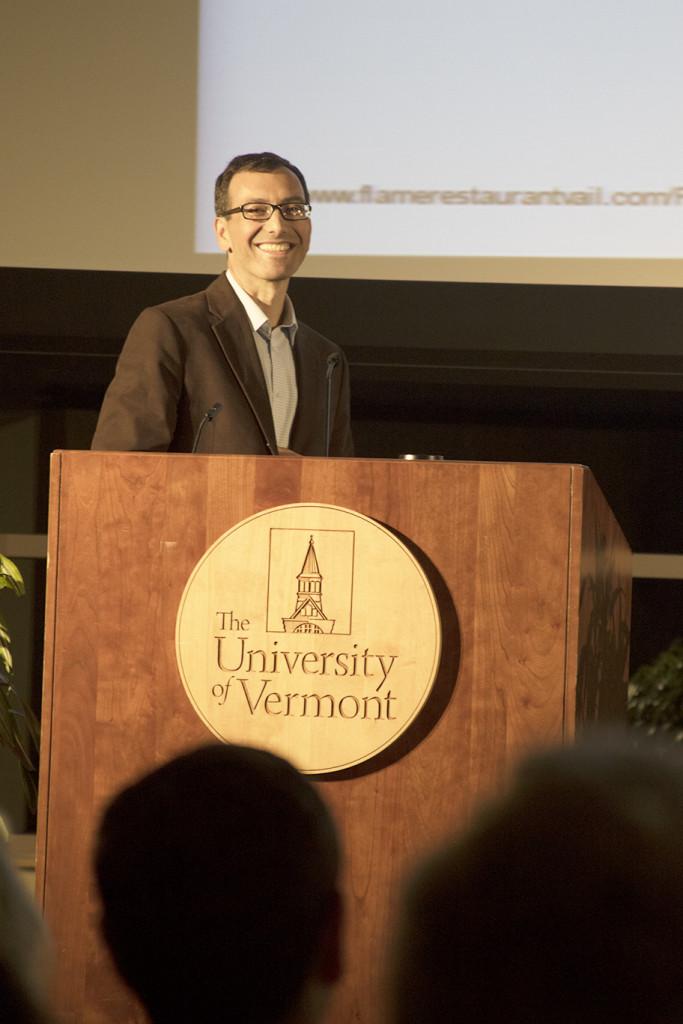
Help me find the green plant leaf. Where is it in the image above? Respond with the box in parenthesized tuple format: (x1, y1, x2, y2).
(0, 556, 38, 813)
(0, 554, 25, 596)
(0, 645, 12, 675)
(0, 681, 40, 814)
(628, 637, 683, 742)
(0, 612, 13, 675)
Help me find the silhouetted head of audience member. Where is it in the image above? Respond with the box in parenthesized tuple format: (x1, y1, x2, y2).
(95, 744, 342, 1024)
(0, 834, 52, 1024)
(0, 959, 52, 1024)
(391, 733, 683, 1024)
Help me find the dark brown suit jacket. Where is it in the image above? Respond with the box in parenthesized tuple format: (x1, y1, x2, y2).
(91, 274, 354, 456)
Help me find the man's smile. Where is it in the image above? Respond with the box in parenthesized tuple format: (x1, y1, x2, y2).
(255, 241, 296, 253)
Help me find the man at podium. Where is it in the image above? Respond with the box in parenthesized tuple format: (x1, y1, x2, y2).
(92, 152, 353, 457)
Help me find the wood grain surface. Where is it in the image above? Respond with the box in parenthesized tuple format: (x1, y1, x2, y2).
(37, 452, 631, 1024)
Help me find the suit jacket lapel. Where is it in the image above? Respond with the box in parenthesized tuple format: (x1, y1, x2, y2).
(291, 324, 326, 454)
(205, 274, 277, 452)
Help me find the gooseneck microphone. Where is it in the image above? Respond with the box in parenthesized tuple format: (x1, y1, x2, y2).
(324, 353, 340, 457)
(191, 402, 223, 453)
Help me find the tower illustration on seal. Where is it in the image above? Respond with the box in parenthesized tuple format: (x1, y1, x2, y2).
(282, 535, 336, 634)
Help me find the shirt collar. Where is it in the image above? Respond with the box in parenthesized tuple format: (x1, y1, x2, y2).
(226, 269, 297, 343)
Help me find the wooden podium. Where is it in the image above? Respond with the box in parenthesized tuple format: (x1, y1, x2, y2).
(37, 452, 631, 1024)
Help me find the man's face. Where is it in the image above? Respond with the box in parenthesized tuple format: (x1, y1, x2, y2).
(214, 168, 311, 295)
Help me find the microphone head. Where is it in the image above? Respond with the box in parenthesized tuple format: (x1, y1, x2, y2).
(326, 353, 340, 379)
(207, 402, 223, 421)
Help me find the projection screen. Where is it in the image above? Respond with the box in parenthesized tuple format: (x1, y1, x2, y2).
(195, 0, 683, 285)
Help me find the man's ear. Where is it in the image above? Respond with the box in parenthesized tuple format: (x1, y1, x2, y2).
(214, 216, 232, 254)
(315, 889, 343, 986)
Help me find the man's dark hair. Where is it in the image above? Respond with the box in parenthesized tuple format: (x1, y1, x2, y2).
(95, 743, 340, 1024)
(214, 152, 310, 215)
(391, 733, 683, 1024)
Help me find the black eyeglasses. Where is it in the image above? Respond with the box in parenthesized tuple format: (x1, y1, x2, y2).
(220, 202, 312, 222)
